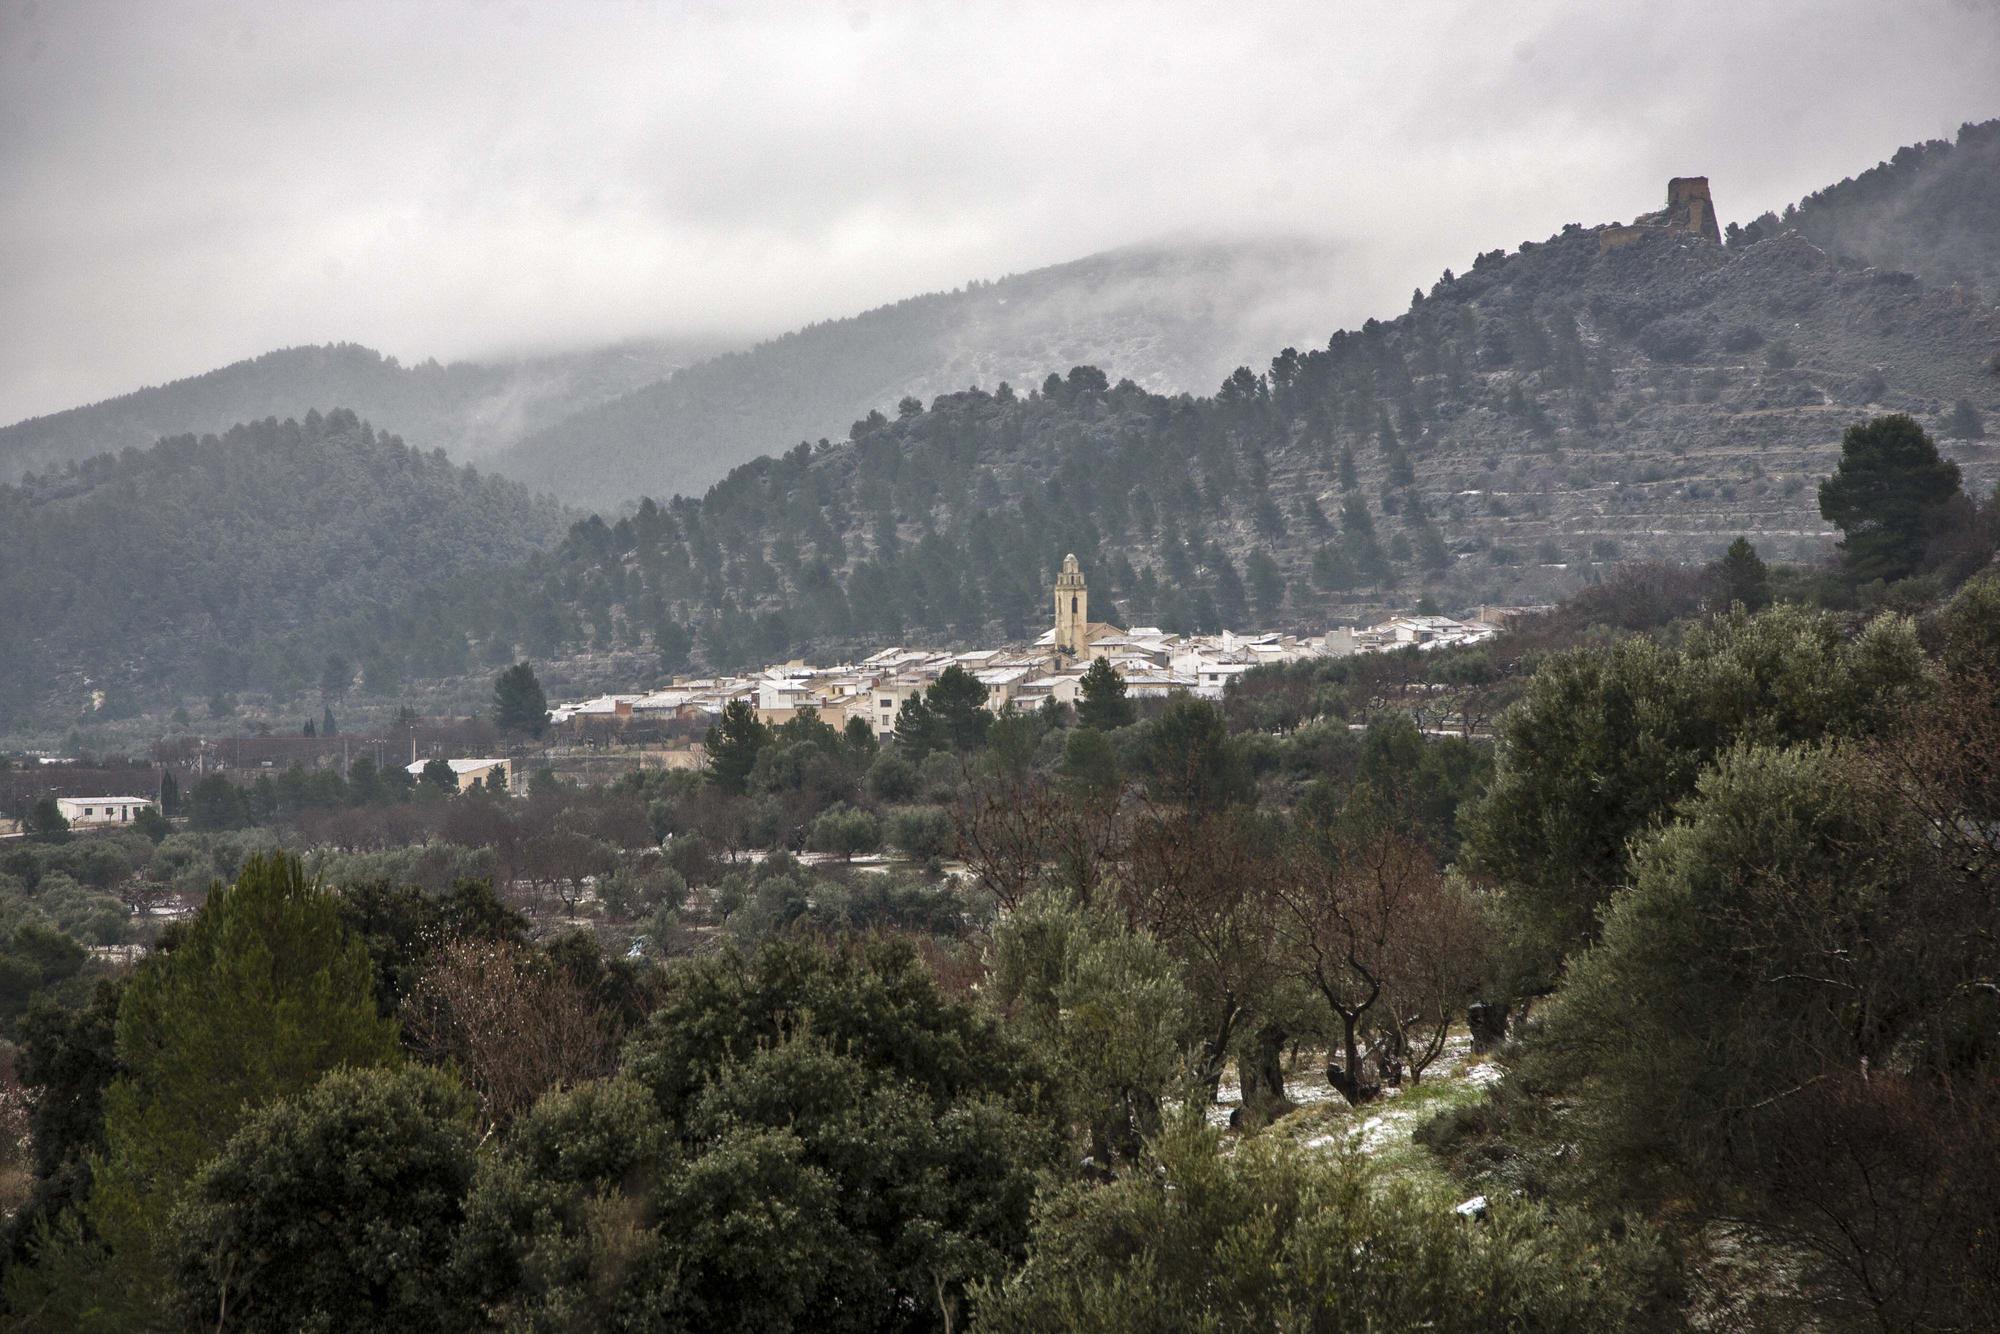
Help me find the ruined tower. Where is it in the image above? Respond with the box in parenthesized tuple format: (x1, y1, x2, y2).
(1053, 553, 1087, 657)
(1600, 176, 1723, 251)
(1661, 177, 1721, 245)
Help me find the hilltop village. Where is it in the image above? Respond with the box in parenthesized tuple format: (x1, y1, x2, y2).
(550, 556, 1526, 748)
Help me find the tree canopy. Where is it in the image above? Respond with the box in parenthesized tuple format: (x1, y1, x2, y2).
(1819, 413, 1963, 583)
(492, 662, 550, 737)
(1075, 658, 1135, 730)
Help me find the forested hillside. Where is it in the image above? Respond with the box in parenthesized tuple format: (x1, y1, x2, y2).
(0, 410, 568, 730)
(0, 339, 725, 482)
(1765, 117, 2000, 296)
(10, 132, 2000, 733)
(487, 238, 1351, 506)
(322, 170, 1998, 692)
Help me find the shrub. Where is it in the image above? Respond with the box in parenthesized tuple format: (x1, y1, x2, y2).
(885, 806, 955, 861)
(976, 1122, 1675, 1331)
(806, 804, 881, 861)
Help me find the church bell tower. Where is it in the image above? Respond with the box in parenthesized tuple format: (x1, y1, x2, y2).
(1053, 553, 1087, 657)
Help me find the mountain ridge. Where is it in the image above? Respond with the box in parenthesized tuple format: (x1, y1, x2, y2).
(482, 235, 1354, 506)
(0, 337, 730, 484)
(0, 410, 570, 731)
(8, 124, 2000, 733)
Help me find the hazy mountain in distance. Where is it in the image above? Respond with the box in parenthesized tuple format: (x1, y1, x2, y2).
(0, 336, 734, 483)
(12, 126, 2000, 733)
(487, 236, 1352, 507)
(334, 151, 1999, 692)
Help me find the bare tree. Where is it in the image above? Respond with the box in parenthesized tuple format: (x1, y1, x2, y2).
(1271, 832, 1446, 1104)
(1378, 871, 1487, 1084)
(953, 774, 1064, 909)
(1116, 803, 1280, 1097)
(400, 937, 617, 1131)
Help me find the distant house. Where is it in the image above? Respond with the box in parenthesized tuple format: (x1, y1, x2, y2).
(404, 757, 514, 793)
(864, 677, 931, 736)
(57, 796, 156, 827)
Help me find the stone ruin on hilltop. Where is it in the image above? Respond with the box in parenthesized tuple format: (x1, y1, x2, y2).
(1601, 176, 1722, 250)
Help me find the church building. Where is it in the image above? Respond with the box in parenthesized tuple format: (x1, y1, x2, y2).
(1049, 553, 1125, 661)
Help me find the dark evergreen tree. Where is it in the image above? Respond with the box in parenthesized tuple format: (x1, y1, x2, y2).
(491, 662, 550, 737)
(1712, 536, 1771, 610)
(1076, 658, 1135, 731)
(1141, 695, 1248, 809)
(704, 699, 770, 795)
(1819, 414, 1962, 582)
(9, 855, 400, 1326)
(319, 652, 352, 701)
(1944, 397, 1985, 440)
(186, 775, 247, 831)
(10, 980, 124, 1265)
(172, 1066, 476, 1332)
(25, 797, 69, 842)
(925, 664, 991, 751)
(892, 694, 946, 763)
(1245, 549, 1285, 620)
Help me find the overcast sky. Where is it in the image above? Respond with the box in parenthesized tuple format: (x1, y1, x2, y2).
(2, 0, 1997, 425)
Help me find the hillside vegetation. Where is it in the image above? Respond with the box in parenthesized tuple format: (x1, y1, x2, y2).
(9, 129, 2000, 730)
(1771, 118, 2000, 297)
(333, 171, 1998, 690)
(0, 339, 725, 483)
(0, 410, 568, 730)
(488, 238, 1352, 506)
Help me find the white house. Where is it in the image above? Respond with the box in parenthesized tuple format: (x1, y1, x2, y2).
(57, 796, 156, 828)
(404, 757, 514, 793)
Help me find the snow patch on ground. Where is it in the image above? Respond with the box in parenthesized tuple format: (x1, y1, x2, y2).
(1353, 1110, 1418, 1153)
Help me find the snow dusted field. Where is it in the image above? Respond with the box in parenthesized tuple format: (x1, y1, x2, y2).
(1206, 1029, 1503, 1179)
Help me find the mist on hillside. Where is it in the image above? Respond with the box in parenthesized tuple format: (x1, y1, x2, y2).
(5, 0, 1998, 427)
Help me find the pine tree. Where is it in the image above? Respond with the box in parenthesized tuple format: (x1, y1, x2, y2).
(26, 797, 69, 842)
(926, 664, 991, 752)
(492, 662, 550, 737)
(1819, 414, 1962, 582)
(1944, 398, 1985, 440)
(892, 694, 947, 762)
(1337, 445, 1359, 492)
(1076, 658, 1136, 731)
(704, 699, 769, 794)
(11, 855, 399, 1326)
(1714, 536, 1771, 610)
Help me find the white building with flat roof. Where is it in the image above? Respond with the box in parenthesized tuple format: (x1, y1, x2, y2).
(57, 796, 155, 827)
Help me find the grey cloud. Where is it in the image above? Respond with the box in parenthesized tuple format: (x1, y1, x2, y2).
(1, 0, 1996, 424)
